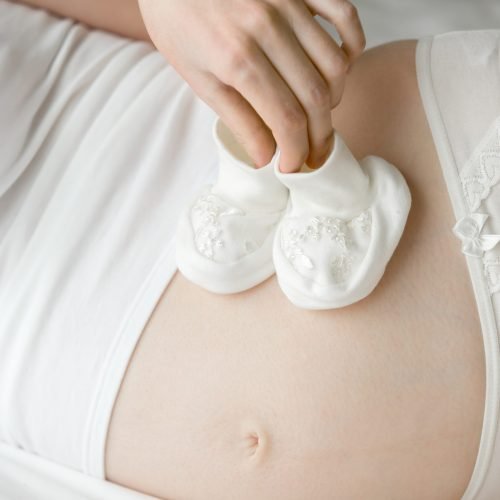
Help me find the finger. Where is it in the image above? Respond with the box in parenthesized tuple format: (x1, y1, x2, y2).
(286, 0, 349, 109)
(218, 36, 309, 172)
(189, 70, 276, 168)
(249, 6, 334, 168)
(305, 0, 366, 60)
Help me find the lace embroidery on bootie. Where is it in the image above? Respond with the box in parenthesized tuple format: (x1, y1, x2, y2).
(330, 253, 354, 282)
(191, 192, 244, 260)
(280, 209, 372, 282)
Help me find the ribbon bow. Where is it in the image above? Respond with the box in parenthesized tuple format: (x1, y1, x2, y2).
(453, 213, 500, 257)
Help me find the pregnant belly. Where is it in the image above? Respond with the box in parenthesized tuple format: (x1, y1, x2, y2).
(105, 41, 485, 500)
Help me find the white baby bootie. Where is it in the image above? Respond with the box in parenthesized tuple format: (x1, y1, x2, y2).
(272, 132, 411, 309)
(175, 117, 289, 294)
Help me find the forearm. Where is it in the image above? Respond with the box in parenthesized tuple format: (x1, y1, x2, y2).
(16, 0, 150, 41)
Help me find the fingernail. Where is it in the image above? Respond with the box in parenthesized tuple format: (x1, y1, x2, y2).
(279, 161, 298, 174)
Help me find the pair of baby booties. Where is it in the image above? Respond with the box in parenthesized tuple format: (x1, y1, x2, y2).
(175, 117, 411, 310)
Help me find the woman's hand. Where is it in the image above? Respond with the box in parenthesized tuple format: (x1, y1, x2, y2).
(138, 0, 365, 172)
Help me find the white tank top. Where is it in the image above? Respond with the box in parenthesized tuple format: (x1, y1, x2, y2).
(0, 0, 218, 478)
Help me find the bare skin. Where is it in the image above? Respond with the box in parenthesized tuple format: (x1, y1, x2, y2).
(16, 0, 150, 41)
(104, 40, 486, 500)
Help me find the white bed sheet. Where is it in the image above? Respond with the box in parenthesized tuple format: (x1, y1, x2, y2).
(321, 0, 500, 48)
(0, 442, 156, 500)
(1, 1, 499, 499)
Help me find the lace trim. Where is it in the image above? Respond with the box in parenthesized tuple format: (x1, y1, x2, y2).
(484, 258, 500, 294)
(460, 119, 500, 212)
(455, 117, 500, 296)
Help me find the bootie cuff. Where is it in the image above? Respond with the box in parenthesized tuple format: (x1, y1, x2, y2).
(212, 118, 287, 212)
(273, 132, 370, 218)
